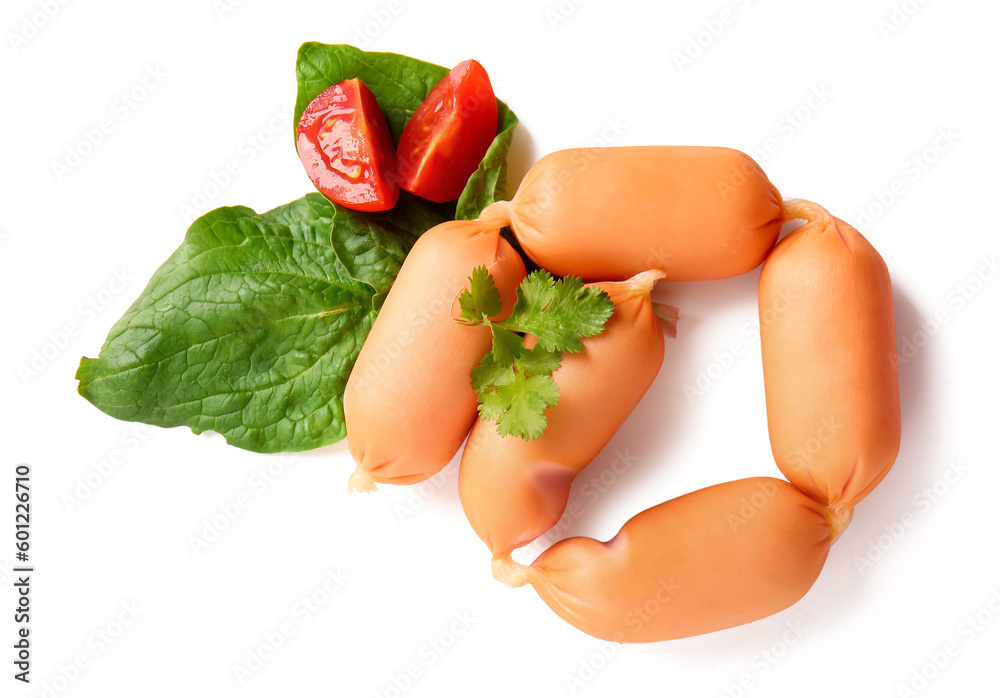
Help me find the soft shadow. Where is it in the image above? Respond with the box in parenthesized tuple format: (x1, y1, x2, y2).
(505, 123, 536, 196)
(854, 283, 937, 519)
(531, 266, 766, 549)
(525, 280, 936, 658)
(803, 282, 937, 611)
(625, 282, 936, 662)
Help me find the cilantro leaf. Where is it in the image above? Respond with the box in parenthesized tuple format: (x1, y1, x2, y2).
(491, 326, 523, 366)
(458, 264, 502, 322)
(494, 375, 561, 440)
(515, 344, 562, 377)
(505, 271, 614, 352)
(471, 352, 515, 395)
(458, 268, 615, 441)
(478, 388, 512, 422)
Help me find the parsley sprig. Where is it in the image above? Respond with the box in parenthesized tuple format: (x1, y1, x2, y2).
(457, 267, 615, 440)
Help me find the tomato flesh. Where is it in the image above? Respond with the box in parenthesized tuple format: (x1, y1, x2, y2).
(296, 78, 398, 212)
(397, 59, 499, 203)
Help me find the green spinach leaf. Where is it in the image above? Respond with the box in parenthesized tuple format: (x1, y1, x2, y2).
(329, 192, 449, 310)
(294, 42, 518, 218)
(76, 194, 375, 453)
(455, 107, 519, 220)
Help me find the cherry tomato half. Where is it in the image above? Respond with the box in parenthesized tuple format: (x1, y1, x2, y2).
(296, 78, 398, 212)
(396, 59, 499, 203)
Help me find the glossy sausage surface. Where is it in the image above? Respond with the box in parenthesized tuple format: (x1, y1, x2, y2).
(459, 271, 670, 557)
(482, 146, 784, 281)
(344, 219, 526, 492)
(496, 477, 841, 643)
(759, 199, 900, 511)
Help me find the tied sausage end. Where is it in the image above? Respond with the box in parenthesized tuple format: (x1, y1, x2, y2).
(782, 198, 833, 227)
(478, 201, 514, 227)
(823, 505, 853, 543)
(492, 554, 531, 588)
(621, 268, 668, 295)
(348, 467, 378, 493)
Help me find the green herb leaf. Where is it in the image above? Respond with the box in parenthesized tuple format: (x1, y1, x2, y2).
(294, 43, 518, 217)
(471, 353, 514, 394)
(462, 268, 615, 441)
(494, 374, 561, 441)
(76, 194, 376, 453)
(515, 344, 562, 377)
(491, 327, 523, 367)
(505, 271, 615, 352)
(458, 264, 502, 322)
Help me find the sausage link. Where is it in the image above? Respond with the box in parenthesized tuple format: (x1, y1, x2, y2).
(482, 146, 784, 281)
(459, 270, 672, 557)
(759, 199, 901, 511)
(344, 219, 526, 492)
(495, 477, 841, 642)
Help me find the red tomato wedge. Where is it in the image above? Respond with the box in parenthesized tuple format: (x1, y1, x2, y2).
(296, 78, 398, 212)
(396, 59, 499, 203)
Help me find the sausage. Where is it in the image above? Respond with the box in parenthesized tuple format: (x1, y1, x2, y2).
(494, 477, 843, 642)
(344, 219, 526, 492)
(759, 199, 901, 511)
(480, 146, 784, 281)
(458, 270, 673, 557)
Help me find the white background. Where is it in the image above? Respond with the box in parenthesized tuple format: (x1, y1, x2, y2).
(2, 0, 998, 696)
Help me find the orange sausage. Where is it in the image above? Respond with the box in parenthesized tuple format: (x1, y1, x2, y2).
(344, 219, 526, 492)
(759, 199, 900, 512)
(481, 146, 784, 281)
(495, 478, 842, 643)
(459, 270, 672, 557)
